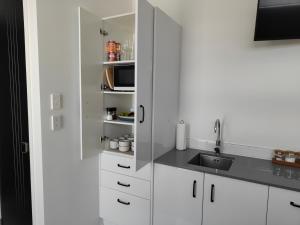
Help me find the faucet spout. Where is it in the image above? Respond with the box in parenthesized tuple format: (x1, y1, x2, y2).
(214, 119, 221, 154)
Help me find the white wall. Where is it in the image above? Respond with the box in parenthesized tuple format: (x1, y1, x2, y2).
(151, 0, 300, 158)
(27, 0, 132, 224)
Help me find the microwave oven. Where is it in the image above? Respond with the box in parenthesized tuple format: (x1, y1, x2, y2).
(105, 65, 135, 91)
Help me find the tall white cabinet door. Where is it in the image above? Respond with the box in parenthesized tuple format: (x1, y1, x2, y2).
(134, 0, 154, 170)
(267, 187, 300, 225)
(152, 8, 181, 160)
(153, 164, 204, 225)
(203, 174, 268, 225)
(78, 7, 103, 160)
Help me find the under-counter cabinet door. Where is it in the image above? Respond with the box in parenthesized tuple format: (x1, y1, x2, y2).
(79, 7, 104, 159)
(267, 187, 300, 225)
(203, 174, 268, 225)
(134, 0, 154, 170)
(153, 164, 204, 225)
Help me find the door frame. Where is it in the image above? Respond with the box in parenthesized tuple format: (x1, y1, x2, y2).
(22, 0, 45, 224)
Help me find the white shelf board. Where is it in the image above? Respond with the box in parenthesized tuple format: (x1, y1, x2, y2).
(102, 91, 135, 95)
(103, 60, 135, 65)
(103, 119, 134, 126)
(103, 148, 134, 158)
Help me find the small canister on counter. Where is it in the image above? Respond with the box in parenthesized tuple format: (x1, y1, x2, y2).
(285, 151, 296, 163)
(274, 150, 285, 161)
(296, 152, 300, 163)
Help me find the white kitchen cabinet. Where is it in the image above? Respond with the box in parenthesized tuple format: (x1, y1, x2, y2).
(78, 0, 154, 171)
(267, 187, 300, 225)
(79, 2, 181, 225)
(202, 174, 268, 225)
(153, 164, 204, 225)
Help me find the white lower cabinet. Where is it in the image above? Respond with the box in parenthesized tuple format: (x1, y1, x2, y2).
(100, 187, 150, 225)
(153, 164, 204, 225)
(267, 187, 300, 225)
(100, 153, 151, 225)
(202, 174, 269, 225)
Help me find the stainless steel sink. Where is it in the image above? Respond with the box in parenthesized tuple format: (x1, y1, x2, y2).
(188, 153, 234, 171)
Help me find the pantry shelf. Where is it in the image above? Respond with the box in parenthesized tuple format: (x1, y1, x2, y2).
(103, 60, 135, 65)
(103, 148, 134, 158)
(103, 119, 134, 126)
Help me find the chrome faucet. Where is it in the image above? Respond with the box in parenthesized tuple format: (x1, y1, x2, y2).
(214, 119, 221, 155)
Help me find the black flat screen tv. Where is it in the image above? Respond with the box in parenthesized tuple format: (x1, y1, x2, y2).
(254, 0, 300, 41)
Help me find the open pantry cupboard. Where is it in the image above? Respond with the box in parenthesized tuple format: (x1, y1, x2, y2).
(79, 0, 153, 171)
(79, 1, 181, 224)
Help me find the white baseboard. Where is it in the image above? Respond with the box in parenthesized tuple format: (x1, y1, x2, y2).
(188, 137, 274, 160)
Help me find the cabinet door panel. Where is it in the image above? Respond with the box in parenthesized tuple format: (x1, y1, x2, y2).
(267, 187, 300, 225)
(134, 0, 154, 170)
(203, 174, 268, 225)
(100, 187, 150, 225)
(78, 7, 103, 159)
(154, 164, 204, 225)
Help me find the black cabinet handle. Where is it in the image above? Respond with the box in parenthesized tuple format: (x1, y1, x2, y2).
(210, 184, 215, 203)
(117, 181, 131, 187)
(193, 180, 197, 198)
(117, 164, 130, 169)
(117, 199, 130, 205)
(21, 142, 29, 154)
(139, 105, 145, 123)
(290, 201, 300, 208)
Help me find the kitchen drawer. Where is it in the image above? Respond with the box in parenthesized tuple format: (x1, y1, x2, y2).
(267, 187, 300, 225)
(101, 170, 151, 199)
(100, 153, 151, 180)
(100, 187, 150, 225)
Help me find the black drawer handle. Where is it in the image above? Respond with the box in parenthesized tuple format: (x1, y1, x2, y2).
(117, 181, 131, 187)
(139, 105, 145, 123)
(117, 199, 130, 205)
(211, 184, 215, 203)
(193, 180, 197, 198)
(117, 164, 130, 169)
(290, 201, 300, 208)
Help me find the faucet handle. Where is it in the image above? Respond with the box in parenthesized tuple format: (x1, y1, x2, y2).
(214, 147, 220, 155)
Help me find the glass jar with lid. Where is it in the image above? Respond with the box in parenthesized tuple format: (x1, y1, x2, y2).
(285, 151, 296, 163)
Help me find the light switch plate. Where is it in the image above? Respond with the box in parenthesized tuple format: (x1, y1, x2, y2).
(50, 115, 63, 131)
(50, 93, 62, 110)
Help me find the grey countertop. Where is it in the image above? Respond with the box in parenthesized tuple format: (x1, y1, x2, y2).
(154, 148, 300, 192)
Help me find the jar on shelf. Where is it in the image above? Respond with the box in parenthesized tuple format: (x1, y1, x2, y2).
(285, 151, 296, 163)
(274, 150, 285, 161)
(106, 107, 117, 121)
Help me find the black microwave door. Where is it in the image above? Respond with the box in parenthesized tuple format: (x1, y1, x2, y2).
(114, 65, 135, 88)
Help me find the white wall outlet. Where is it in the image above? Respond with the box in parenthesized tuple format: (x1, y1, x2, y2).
(50, 93, 62, 110)
(50, 115, 63, 131)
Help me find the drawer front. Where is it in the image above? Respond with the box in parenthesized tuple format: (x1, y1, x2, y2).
(100, 153, 151, 180)
(267, 187, 300, 225)
(100, 187, 150, 225)
(101, 170, 151, 199)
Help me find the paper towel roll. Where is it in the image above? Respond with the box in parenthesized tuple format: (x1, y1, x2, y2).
(176, 120, 187, 151)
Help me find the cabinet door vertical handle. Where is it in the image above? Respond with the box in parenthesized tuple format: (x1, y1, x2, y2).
(193, 180, 197, 198)
(290, 201, 300, 208)
(139, 105, 145, 123)
(210, 184, 215, 203)
(21, 142, 29, 154)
